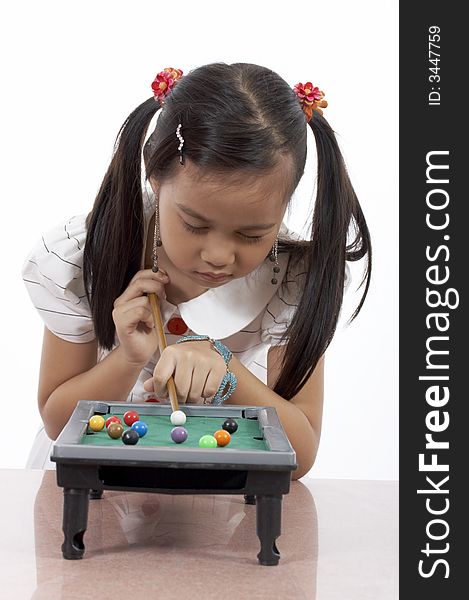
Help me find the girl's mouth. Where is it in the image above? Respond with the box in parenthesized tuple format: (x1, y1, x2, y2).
(195, 272, 232, 283)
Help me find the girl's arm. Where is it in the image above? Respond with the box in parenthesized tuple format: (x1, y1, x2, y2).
(225, 347, 324, 480)
(38, 328, 144, 440)
(39, 269, 169, 439)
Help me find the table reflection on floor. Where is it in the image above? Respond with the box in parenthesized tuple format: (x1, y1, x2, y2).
(0, 470, 398, 600)
(32, 471, 318, 599)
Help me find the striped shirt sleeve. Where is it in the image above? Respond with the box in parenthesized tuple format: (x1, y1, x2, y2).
(21, 215, 95, 343)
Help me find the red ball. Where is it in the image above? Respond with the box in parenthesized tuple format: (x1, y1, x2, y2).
(123, 410, 140, 427)
(106, 416, 122, 428)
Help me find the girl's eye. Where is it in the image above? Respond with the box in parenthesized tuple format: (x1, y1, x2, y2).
(181, 221, 206, 235)
(181, 221, 265, 244)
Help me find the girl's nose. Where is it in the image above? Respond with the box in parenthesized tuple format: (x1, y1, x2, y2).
(200, 232, 236, 271)
(201, 256, 235, 269)
(201, 243, 235, 269)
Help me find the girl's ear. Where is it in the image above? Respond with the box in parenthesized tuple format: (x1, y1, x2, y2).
(149, 177, 160, 196)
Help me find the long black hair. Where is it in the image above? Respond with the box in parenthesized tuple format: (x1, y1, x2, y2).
(84, 62, 371, 401)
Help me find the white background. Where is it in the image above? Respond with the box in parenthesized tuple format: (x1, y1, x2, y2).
(1, 0, 398, 479)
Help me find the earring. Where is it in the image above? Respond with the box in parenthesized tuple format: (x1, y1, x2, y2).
(152, 195, 162, 273)
(176, 122, 184, 165)
(269, 236, 280, 284)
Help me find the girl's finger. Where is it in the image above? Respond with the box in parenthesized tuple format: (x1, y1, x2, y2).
(115, 276, 168, 307)
(129, 268, 168, 285)
(189, 368, 212, 400)
(170, 356, 195, 404)
(202, 370, 226, 400)
(113, 297, 154, 329)
(151, 348, 186, 401)
(143, 377, 154, 392)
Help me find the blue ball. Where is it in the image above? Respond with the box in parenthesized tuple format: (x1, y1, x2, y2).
(131, 420, 148, 437)
(171, 426, 188, 444)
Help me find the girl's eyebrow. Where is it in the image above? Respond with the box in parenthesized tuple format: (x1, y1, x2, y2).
(175, 202, 276, 230)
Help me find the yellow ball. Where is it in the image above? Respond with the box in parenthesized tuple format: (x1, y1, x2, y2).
(89, 415, 105, 431)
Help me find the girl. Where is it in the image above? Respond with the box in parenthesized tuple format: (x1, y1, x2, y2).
(22, 62, 371, 478)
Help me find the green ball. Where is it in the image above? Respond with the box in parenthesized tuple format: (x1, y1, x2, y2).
(198, 434, 218, 448)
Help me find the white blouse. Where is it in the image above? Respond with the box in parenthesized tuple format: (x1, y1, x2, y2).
(21, 180, 350, 467)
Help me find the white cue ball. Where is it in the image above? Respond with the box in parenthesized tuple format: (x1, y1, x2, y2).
(170, 410, 187, 426)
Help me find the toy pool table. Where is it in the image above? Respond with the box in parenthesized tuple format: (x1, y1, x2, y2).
(51, 401, 297, 565)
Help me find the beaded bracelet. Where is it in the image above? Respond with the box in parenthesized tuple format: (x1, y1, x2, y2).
(175, 334, 238, 405)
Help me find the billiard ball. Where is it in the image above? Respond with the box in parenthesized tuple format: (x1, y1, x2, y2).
(89, 415, 105, 431)
(170, 410, 187, 426)
(131, 420, 148, 437)
(106, 416, 122, 428)
(171, 426, 188, 444)
(198, 434, 217, 448)
(108, 422, 124, 439)
(222, 418, 238, 434)
(213, 429, 231, 447)
(123, 410, 140, 427)
(122, 429, 139, 445)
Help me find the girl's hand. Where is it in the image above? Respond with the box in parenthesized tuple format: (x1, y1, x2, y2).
(112, 268, 170, 367)
(143, 339, 226, 404)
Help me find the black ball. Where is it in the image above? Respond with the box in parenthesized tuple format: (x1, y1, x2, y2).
(122, 429, 139, 445)
(222, 418, 238, 434)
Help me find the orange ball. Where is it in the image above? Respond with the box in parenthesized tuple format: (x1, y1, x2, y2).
(214, 429, 231, 447)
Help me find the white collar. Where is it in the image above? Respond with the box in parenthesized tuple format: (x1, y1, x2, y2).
(142, 179, 303, 339)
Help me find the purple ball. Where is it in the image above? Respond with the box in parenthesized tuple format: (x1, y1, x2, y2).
(171, 426, 188, 444)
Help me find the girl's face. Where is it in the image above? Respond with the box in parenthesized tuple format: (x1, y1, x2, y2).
(150, 160, 290, 290)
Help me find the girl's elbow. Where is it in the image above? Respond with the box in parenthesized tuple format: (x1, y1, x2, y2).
(292, 458, 315, 480)
(292, 449, 318, 480)
(291, 428, 320, 480)
(42, 420, 60, 441)
(40, 404, 62, 441)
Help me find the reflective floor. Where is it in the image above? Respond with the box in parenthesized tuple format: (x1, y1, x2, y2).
(0, 470, 398, 599)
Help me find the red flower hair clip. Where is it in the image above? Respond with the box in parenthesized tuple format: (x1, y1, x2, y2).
(151, 68, 184, 103)
(293, 82, 328, 122)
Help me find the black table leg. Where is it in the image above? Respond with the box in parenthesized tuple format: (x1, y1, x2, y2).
(255, 494, 282, 566)
(244, 494, 256, 505)
(61, 488, 90, 559)
(89, 489, 103, 499)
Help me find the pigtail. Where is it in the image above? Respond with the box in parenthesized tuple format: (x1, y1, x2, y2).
(83, 98, 161, 351)
(272, 114, 372, 401)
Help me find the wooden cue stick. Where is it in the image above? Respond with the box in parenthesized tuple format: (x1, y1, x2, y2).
(147, 292, 179, 413)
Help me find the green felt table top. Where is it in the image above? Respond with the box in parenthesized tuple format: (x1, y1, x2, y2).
(81, 414, 267, 451)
